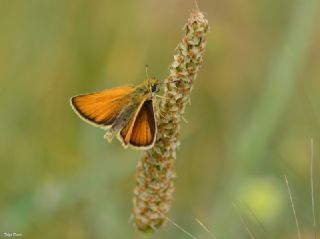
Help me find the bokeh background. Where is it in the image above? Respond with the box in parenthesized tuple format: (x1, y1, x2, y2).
(0, 0, 319, 238)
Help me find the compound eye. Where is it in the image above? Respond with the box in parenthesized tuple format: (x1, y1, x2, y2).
(151, 84, 157, 93)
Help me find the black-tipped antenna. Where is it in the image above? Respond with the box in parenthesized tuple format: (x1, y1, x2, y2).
(158, 79, 181, 85)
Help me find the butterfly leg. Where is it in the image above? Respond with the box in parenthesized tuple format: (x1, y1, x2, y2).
(155, 94, 171, 101)
(104, 129, 115, 142)
(153, 96, 169, 121)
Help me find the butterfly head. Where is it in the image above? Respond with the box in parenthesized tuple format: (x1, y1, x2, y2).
(146, 77, 159, 94)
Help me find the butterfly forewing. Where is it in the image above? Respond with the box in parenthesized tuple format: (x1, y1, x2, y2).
(71, 86, 134, 127)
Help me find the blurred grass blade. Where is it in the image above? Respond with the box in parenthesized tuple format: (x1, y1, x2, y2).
(310, 138, 317, 239)
(233, 0, 319, 170)
(285, 175, 302, 239)
(233, 203, 256, 239)
(195, 218, 219, 239)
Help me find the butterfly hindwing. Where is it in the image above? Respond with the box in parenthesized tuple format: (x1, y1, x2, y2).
(119, 101, 144, 146)
(119, 100, 156, 148)
(70, 86, 134, 128)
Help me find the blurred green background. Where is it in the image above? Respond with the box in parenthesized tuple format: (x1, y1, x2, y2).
(0, 0, 319, 238)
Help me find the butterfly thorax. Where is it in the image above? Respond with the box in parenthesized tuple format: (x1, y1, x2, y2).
(104, 79, 158, 142)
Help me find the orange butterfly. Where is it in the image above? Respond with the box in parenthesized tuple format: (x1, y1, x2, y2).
(70, 77, 159, 149)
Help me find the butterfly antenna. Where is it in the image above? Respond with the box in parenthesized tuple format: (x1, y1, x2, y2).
(145, 65, 150, 80)
(158, 79, 181, 85)
(194, 0, 200, 12)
